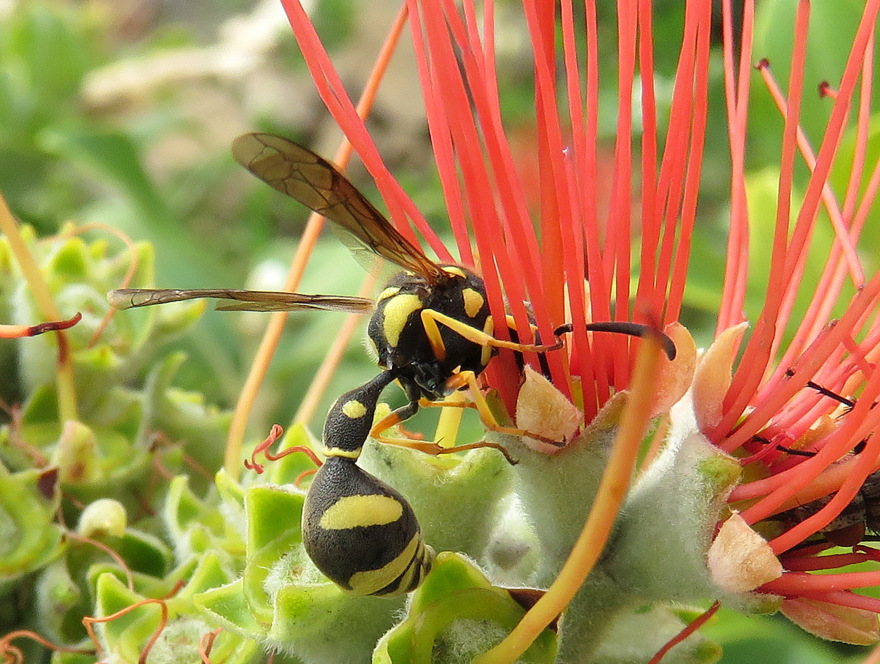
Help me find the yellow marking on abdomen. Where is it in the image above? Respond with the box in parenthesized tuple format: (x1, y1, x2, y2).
(390, 540, 433, 593)
(382, 294, 423, 347)
(348, 533, 420, 595)
(462, 288, 485, 318)
(319, 494, 403, 530)
(341, 399, 367, 419)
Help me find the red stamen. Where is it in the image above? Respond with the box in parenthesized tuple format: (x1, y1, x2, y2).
(718, 1, 812, 440)
(245, 424, 322, 474)
(716, 0, 880, 441)
(557, 0, 594, 408)
(607, 0, 637, 388)
(765, 570, 880, 594)
(784, 590, 880, 614)
(740, 374, 880, 549)
(842, 36, 875, 224)
(0, 630, 93, 664)
(654, 3, 711, 324)
(723, 275, 880, 455)
(410, 1, 557, 408)
(757, 59, 863, 303)
(646, 601, 721, 664)
(818, 81, 837, 99)
(82, 579, 184, 664)
(198, 628, 222, 663)
(0, 312, 82, 338)
(67, 531, 135, 591)
(717, 0, 755, 333)
(782, 550, 876, 572)
(280, 0, 449, 258)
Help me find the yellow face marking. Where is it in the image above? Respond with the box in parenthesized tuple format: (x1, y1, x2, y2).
(341, 399, 367, 419)
(319, 494, 403, 530)
(348, 533, 420, 596)
(377, 286, 401, 302)
(462, 288, 485, 318)
(441, 266, 467, 278)
(382, 293, 423, 348)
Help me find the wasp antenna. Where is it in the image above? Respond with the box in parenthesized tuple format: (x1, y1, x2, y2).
(553, 323, 574, 337)
(582, 321, 677, 361)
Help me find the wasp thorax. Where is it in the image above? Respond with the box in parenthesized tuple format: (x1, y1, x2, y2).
(367, 266, 492, 401)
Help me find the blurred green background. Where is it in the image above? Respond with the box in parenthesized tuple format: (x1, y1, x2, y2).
(1, 0, 877, 661)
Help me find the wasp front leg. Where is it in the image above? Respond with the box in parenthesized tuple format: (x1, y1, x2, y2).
(420, 308, 570, 365)
(367, 395, 518, 464)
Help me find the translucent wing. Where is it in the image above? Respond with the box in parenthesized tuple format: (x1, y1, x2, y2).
(232, 133, 445, 283)
(108, 288, 374, 314)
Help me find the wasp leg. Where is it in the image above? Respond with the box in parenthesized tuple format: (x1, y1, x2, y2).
(420, 309, 570, 365)
(369, 396, 519, 464)
(369, 400, 422, 445)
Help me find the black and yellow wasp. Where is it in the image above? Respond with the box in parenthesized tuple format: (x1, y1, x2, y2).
(109, 132, 675, 595)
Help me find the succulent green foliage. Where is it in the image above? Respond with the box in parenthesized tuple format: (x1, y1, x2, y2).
(200, 390, 739, 664)
(0, 466, 64, 591)
(376, 552, 557, 664)
(195, 471, 404, 663)
(194, 427, 535, 664)
(0, 228, 235, 661)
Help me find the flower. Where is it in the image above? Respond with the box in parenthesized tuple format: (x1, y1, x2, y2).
(697, 0, 880, 643)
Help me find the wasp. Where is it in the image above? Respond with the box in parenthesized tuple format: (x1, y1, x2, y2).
(111, 133, 674, 451)
(110, 133, 676, 594)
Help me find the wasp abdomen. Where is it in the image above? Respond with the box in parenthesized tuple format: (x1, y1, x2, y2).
(302, 456, 434, 596)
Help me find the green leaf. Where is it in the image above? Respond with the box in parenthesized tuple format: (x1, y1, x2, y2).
(243, 485, 305, 624)
(194, 579, 267, 637)
(377, 552, 557, 664)
(0, 467, 64, 583)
